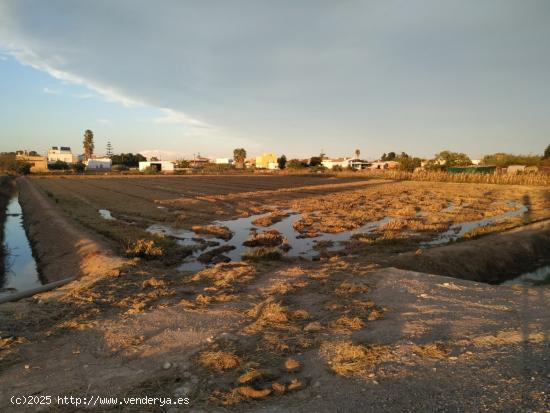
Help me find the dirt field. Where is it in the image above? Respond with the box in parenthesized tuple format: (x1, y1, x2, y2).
(0, 175, 548, 412)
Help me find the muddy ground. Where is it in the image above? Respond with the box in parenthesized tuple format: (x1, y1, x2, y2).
(0, 175, 548, 412)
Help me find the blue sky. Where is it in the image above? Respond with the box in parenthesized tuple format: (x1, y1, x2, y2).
(1, 0, 549, 160)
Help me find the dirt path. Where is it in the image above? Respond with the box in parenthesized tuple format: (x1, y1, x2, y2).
(240, 268, 549, 412)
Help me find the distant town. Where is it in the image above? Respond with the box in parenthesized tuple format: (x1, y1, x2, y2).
(1, 129, 549, 176)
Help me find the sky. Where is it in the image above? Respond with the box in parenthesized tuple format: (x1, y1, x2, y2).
(0, 0, 549, 160)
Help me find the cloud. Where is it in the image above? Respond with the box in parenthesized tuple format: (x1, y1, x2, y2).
(42, 86, 60, 94)
(0, 1, 549, 156)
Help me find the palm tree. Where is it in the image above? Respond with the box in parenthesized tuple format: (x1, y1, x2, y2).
(355, 149, 360, 159)
(106, 141, 113, 157)
(83, 129, 94, 160)
(233, 148, 247, 168)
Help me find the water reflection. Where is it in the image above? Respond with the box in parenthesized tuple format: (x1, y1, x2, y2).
(1, 195, 42, 297)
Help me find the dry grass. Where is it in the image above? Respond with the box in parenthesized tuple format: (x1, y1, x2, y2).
(190, 262, 256, 289)
(321, 341, 392, 376)
(243, 229, 284, 247)
(330, 316, 366, 332)
(348, 169, 550, 186)
(242, 247, 282, 261)
(198, 351, 241, 371)
(335, 281, 370, 295)
(125, 239, 164, 259)
(191, 224, 233, 240)
(251, 211, 290, 227)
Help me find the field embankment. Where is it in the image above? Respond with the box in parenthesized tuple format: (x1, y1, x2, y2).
(389, 219, 550, 283)
(16, 177, 126, 283)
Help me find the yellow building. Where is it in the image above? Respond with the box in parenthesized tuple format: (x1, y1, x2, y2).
(255, 153, 277, 169)
(15, 154, 49, 172)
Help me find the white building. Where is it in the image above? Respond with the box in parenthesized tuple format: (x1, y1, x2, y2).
(86, 157, 112, 171)
(139, 160, 176, 172)
(322, 157, 352, 169)
(48, 146, 77, 164)
(215, 158, 234, 165)
(267, 161, 279, 170)
(369, 160, 400, 170)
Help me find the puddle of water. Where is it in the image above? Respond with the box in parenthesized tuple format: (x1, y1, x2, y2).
(148, 211, 393, 271)
(99, 209, 115, 220)
(503, 265, 550, 286)
(424, 202, 527, 246)
(1, 195, 42, 297)
(441, 202, 455, 213)
(149, 201, 528, 271)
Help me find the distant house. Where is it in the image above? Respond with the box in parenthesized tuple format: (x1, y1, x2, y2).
(15, 154, 48, 172)
(215, 158, 234, 165)
(255, 153, 277, 169)
(348, 159, 371, 170)
(47, 146, 77, 164)
(139, 161, 176, 173)
(86, 157, 112, 171)
(369, 160, 400, 170)
(244, 158, 256, 169)
(507, 165, 526, 174)
(322, 157, 352, 169)
(190, 157, 211, 168)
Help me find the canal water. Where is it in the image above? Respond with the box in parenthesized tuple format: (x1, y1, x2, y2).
(0, 194, 42, 298)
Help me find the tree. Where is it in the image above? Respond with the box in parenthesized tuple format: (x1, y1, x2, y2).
(233, 148, 247, 168)
(398, 156, 422, 172)
(106, 141, 113, 157)
(309, 156, 322, 167)
(381, 153, 387, 161)
(72, 161, 86, 173)
(150, 156, 159, 161)
(481, 152, 541, 167)
(111, 153, 146, 167)
(386, 152, 396, 161)
(434, 150, 471, 167)
(355, 149, 360, 159)
(543, 144, 550, 159)
(83, 129, 94, 160)
(277, 154, 287, 170)
(287, 159, 307, 169)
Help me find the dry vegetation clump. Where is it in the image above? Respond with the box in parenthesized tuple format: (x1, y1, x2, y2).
(335, 281, 370, 295)
(191, 224, 233, 240)
(125, 239, 164, 258)
(251, 211, 290, 227)
(411, 343, 450, 359)
(242, 247, 282, 261)
(329, 316, 365, 332)
(198, 351, 241, 371)
(0, 336, 29, 367)
(461, 219, 523, 240)
(190, 262, 256, 289)
(321, 341, 392, 377)
(243, 229, 284, 247)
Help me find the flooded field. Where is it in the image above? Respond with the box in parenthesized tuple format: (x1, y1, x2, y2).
(30, 175, 549, 275)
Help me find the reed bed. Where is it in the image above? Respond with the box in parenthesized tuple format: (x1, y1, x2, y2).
(342, 170, 550, 186)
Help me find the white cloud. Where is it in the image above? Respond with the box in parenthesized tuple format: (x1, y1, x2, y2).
(42, 86, 60, 94)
